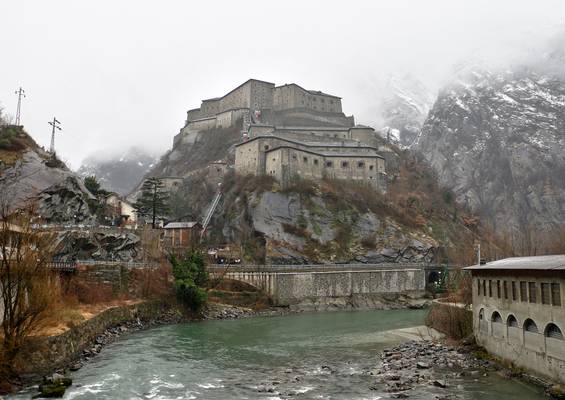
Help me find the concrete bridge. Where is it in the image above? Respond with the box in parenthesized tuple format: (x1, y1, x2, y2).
(208, 263, 454, 307)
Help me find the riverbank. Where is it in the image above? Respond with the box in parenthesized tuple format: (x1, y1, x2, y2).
(375, 339, 562, 399)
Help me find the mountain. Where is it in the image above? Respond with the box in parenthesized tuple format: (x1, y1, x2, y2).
(77, 147, 159, 195)
(379, 75, 435, 147)
(415, 61, 565, 244)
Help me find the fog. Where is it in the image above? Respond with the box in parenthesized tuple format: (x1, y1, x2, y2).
(1, 0, 564, 168)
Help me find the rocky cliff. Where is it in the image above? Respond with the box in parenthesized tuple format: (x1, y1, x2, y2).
(416, 63, 565, 237)
(207, 147, 485, 265)
(0, 126, 96, 223)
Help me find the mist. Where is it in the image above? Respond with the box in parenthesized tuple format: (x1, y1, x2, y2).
(1, 0, 564, 168)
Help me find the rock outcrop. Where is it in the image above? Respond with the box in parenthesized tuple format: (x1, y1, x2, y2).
(38, 176, 96, 224)
(53, 230, 140, 261)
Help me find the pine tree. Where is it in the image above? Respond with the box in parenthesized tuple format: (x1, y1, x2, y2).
(133, 177, 170, 228)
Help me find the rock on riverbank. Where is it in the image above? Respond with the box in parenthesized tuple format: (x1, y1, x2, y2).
(372, 341, 494, 398)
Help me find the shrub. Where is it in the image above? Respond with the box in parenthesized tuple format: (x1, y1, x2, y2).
(169, 250, 208, 311)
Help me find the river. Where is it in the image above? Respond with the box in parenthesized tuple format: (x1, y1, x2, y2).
(15, 309, 545, 399)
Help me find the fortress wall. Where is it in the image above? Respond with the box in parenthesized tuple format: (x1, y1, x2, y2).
(186, 109, 203, 122)
(235, 139, 261, 176)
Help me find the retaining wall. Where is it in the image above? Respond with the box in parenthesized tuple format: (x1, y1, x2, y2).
(223, 268, 426, 306)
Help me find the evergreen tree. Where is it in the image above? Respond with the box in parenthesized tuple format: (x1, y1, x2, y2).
(133, 177, 170, 228)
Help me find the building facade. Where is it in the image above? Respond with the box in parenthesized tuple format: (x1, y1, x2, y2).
(235, 135, 386, 189)
(163, 221, 202, 250)
(466, 255, 565, 384)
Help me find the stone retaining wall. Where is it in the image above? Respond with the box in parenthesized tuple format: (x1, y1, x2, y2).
(14, 301, 173, 377)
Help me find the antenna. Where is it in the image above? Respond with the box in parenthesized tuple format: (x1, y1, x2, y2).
(14, 87, 26, 125)
(48, 117, 62, 154)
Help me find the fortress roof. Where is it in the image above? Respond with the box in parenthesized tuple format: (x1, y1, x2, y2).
(265, 145, 383, 159)
(237, 135, 384, 159)
(275, 83, 342, 99)
(465, 255, 565, 271)
(202, 79, 275, 102)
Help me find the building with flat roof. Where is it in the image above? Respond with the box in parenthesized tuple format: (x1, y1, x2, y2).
(466, 255, 565, 384)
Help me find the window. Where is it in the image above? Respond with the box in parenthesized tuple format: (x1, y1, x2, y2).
(369, 165, 374, 171)
(341, 161, 349, 168)
(272, 158, 276, 162)
(483, 280, 486, 298)
(488, 280, 492, 297)
(545, 323, 564, 339)
(313, 159, 319, 165)
(524, 319, 538, 333)
(357, 161, 365, 168)
(542, 283, 551, 305)
(552, 283, 561, 306)
(529, 282, 537, 303)
(497, 280, 501, 299)
(512, 281, 517, 300)
(292, 154, 297, 160)
(330, 100, 334, 104)
(503, 281, 508, 299)
(520, 281, 527, 302)
(264, 145, 269, 150)
(477, 279, 481, 296)
(325, 161, 333, 167)
(507, 315, 518, 327)
(491, 311, 503, 323)
(303, 156, 308, 163)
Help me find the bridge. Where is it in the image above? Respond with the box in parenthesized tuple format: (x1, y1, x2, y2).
(208, 263, 458, 307)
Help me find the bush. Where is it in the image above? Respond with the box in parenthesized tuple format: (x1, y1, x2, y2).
(170, 250, 208, 311)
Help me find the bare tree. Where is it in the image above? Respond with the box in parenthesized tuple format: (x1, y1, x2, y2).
(0, 200, 60, 384)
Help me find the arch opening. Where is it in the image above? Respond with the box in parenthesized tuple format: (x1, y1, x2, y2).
(524, 319, 539, 333)
(507, 314, 518, 327)
(491, 311, 503, 323)
(545, 323, 564, 339)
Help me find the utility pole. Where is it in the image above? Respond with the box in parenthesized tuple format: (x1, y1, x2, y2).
(48, 117, 62, 154)
(14, 87, 26, 125)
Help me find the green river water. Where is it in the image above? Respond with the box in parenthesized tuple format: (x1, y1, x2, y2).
(14, 309, 545, 399)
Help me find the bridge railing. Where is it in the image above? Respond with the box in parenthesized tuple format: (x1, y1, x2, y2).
(207, 263, 458, 273)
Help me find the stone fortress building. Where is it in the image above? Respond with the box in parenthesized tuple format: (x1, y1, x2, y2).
(176, 79, 387, 190)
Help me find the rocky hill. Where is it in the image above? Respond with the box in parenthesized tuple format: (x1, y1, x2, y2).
(203, 144, 496, 265)
(77, 147, 159, 196)
(415, 62, 565, 242)
(0, 125, 96, 223)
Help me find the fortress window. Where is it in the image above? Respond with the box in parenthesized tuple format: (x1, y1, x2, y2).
(325, 161, 333, 167)
(496, 280, 501, 298)
(528, 282, 537, 303)
(264, 145, 269, 150)
(292, 154, 297, 160)
(542, 283, 551, 305)
(552, 283, 561, 306)
(369, 165, 374, 171)
(520, 281, 527, 301)
(303, 156, 308, 163)
(503, 281, 508, 299)
(330, 100, 334, 104)
(321, 99, 325, 103)
(341, 161, 349, 168)
(313, 159, 319, 165)
(357, 161, 365, 168)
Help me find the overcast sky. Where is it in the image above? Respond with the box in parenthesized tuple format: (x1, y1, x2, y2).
(1, 0, 564, 168)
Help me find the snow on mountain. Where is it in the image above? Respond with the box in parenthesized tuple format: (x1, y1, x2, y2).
(77, 147, 160, 195)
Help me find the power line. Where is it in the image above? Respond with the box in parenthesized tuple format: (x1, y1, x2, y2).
(48, 117, 62, 154)
(14, 87, 26, 125)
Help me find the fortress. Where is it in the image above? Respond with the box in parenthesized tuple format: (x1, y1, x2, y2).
(175, 79, 387, 190)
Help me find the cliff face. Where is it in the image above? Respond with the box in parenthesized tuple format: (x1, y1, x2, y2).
(416, 65, 565, 235)
(0, 126, 96, 223)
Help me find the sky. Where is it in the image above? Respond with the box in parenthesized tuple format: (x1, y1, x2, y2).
(1, 0, 564, 168)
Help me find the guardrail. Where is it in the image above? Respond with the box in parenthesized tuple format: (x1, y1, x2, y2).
(207, 263, 458, 273)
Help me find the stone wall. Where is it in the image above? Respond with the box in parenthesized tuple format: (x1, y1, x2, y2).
(222, 267, 426, 306)
(273, 84, 342, 113)
(14, 301, 173, 376)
